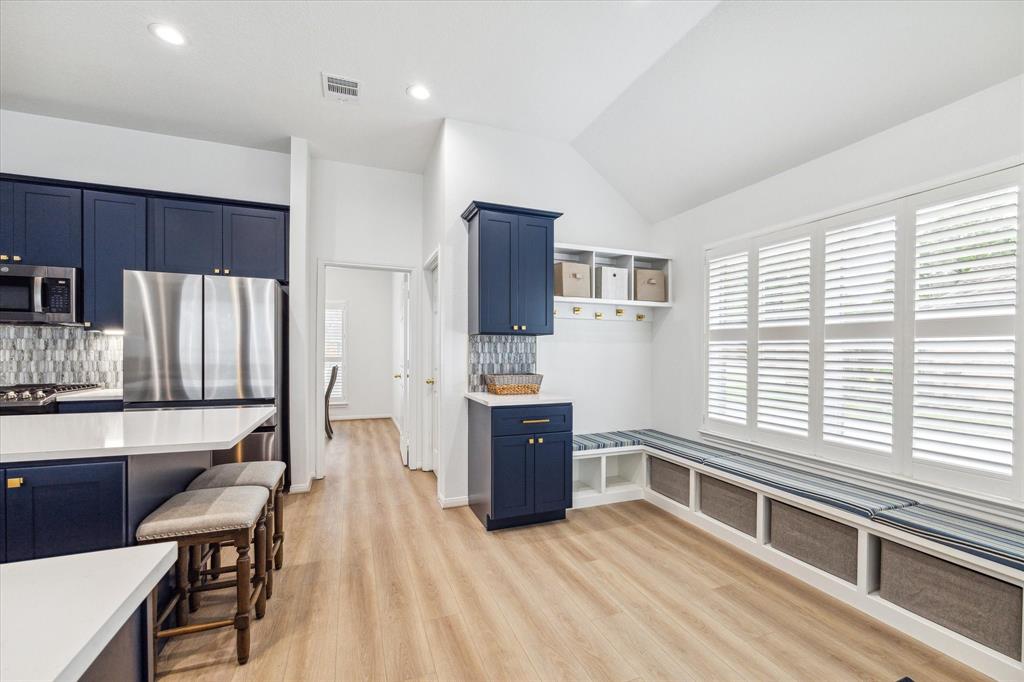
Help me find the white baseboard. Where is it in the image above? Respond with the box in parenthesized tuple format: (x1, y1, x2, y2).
(328, 413, 393, 422)
(288, 481, 312, 494)
(438, 495, 468, 509)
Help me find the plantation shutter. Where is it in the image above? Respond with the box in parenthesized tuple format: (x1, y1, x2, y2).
(708, 253, 748, 330)
(825, 217, 896, 323)
(707, 341, 747, 423)
(707, 252, 750, 425)
(823, 340, 893, 452)
(913, 186, 1019, 476)
(758, 237, 810, 327)
(324, 305, 346, 403)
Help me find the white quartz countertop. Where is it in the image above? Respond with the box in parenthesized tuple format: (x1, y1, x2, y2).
(0, 405, 275, 463)
(465, 391, 573, 407)
(0, 543, 177, 682)
(55, 387, 124, 402)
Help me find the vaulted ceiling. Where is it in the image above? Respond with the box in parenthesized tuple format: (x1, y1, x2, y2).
(2, 1, 1021, 223)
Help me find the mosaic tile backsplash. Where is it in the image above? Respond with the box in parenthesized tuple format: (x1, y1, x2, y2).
(0, 325, 123, 387)
(468, 334, 537, 392)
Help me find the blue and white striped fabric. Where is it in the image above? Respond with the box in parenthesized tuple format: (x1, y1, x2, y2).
(873, 505, 1024, 572)
(572, 432, 644, 452)
(620, 429, 734, 464)
(706, 454, 918, 517)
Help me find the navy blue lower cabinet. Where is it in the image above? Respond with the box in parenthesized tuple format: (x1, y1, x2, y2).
(4, 461, 127, 562)
(468, 400, 573, 530)
(0, 468, 6, 563)
(57, 400, 125, 414)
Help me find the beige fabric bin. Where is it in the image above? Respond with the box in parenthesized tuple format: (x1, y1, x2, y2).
(700, 475, 756, 536)
(879, 540, 1022, 660)
(649, 457, 690, 506)
(554, 262, 591, 298)
(635, 268, 667, 302)
(769, 500, 858, 584)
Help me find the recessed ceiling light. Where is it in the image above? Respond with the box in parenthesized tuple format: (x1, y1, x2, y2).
(406, 84, 431, 101)
(148, 23, 186, 46)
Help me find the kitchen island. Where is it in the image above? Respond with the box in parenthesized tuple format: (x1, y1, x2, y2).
(0, 405, 275, 562)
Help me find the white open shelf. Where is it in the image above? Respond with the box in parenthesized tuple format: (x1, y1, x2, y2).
(572, 448, 645, 508)
(554, 242, 672, 312)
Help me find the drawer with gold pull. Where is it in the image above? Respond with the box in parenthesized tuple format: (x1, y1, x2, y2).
(491, 403, 572, 437)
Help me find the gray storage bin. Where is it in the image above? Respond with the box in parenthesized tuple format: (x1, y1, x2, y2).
(700, 475, 756, 536)
(769, 500, 857, 584)
(649, 457, 689, 506)
(879, 540, 1022, 660)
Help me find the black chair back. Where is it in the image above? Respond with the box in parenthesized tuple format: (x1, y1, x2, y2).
(325, 365, 339, 439)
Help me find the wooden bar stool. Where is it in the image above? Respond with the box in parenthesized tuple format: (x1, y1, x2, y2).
(136, 486, 269, 665)
(188, 462, 286, 597)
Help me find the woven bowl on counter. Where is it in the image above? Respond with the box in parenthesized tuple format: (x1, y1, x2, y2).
(483, 373, 543, 395)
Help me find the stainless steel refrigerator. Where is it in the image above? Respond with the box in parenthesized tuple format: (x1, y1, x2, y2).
(122, 270, 284, 465)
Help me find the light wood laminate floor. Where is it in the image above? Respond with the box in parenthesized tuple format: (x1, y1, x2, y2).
(157, 418, 990, 681)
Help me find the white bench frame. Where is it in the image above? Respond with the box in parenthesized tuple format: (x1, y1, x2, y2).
(573, 443, 1024, 680)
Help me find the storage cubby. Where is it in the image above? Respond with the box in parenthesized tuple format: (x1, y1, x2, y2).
(648, 456, 690, 506)
(573, 457, 603, 498)
(699, 474, 757, 536)
(605, 451, 643, 491)
(768, 500, 858, 584)
(553, 242, 673, 309)
(571, 450, 645, 508)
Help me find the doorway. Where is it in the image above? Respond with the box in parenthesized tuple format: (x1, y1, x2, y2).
(421, 249, 442, 480)
(315, 261, 419, 481)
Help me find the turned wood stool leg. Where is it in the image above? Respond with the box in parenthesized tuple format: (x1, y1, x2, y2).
(264, 493, 275, 599)
(255, 509, 268, 620)
(273, 485, 284, 570)
(175, 545, 190, 627)
(234, 528, 252, 664)
(188, 545, 202, 612)
(210, 543, 222, 580)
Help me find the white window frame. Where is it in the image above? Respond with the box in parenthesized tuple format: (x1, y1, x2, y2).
(702, 165, 1024, 504)
(324, 299, 348, 406)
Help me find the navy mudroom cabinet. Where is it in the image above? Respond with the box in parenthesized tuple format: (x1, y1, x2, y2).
(3, 461, 127, 562)
(83, 191, 146, 330)
(149, 198, 287, 280)
(0, 181, 82, 267)
(464, 201, 560, 336)
(468, 401, 573, 530)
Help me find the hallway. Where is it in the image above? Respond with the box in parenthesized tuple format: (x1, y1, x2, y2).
(156, 418, 986, 681)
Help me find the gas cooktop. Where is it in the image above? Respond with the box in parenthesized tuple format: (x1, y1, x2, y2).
(0, 383, 101, 408)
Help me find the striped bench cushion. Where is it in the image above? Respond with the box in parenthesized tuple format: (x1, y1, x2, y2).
(707, 454, 918, 517)
(873, 505, 1024, 572)
(622, 429, 734, 464)
(572, 432, 644, 452)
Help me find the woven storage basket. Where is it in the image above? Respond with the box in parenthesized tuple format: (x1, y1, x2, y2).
(483, 373, 543, 395)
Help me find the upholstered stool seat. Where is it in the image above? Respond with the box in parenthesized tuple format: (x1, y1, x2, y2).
(137, 486, 269, 541)
(187, 461, 286, 493)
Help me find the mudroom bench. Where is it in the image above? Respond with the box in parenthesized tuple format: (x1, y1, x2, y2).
(571, 429, 1024, 680)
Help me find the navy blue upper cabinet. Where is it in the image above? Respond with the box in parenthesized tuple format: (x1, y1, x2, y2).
(4, 461, 126, 562)
(465, 201, 560, 335)
(7, 183, 82, 267)
(83, 191, 146, 330)
(148, 198, 223, 275)
(223, 205, 287, 280)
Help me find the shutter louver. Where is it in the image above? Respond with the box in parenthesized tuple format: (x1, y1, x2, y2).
(912, 337, 1014, 476)
(825, 217, 896, 323)
(708, 253, 748, 330)
(823, 340, 893, 452)
(759, 238, 810, 327)
(324, 306, 345, 403)
(915, 187, 1019, 319)
(757, 340, 809, 436)
(707, 341, 747, 423)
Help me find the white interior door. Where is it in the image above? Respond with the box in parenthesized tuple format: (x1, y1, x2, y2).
(397, 273, 411, 465)
(429, 265, 440, 472)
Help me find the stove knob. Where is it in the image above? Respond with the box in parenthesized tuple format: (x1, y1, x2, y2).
(19, 391, 32, 400)
(34, 390, 46, 400)
(1, 391, 15, 401)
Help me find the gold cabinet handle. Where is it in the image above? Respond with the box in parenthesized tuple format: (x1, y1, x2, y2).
(0, 255, 8, 261)
(224, 268, 230, 274)
(522, 324, 526, 330)
(528, 438, 535, 445)
(521, 418, 550, 425)
(12, 255, 21, 262)
(538, 437, 544, 444)
(425, 378, 435, 385)
(214, 268, 221, 274)
(7, 477, 24, 489)
(512, 324, 519, 331)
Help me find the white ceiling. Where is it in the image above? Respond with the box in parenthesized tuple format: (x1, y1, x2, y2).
(0, 0, 716, 173)
(573, 1, 1024, 222)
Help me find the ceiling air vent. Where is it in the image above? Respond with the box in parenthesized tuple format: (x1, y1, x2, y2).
(322, 73, 359, 102)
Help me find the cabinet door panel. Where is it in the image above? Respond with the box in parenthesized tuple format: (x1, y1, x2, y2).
(148, 199, 223, 275)
(0, 181, 12, 258)
(13, 183, 82, 266)
(0, 468, 5, 563)
(5, 461, 126, 562)
(83, 191, 146, 330)
(477, 210, 517, 334)
(516, 215, 554, 335)
(534, 432, 572, 513)
(223, 206, 287, 279)
(491, 435, 534, 519)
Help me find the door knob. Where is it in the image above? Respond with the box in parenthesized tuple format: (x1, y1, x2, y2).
(393, 374, 402, 379)
(425, 378, 435, 385)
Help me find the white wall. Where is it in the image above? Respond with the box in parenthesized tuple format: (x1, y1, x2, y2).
(650, 75, 1024, 439)
(325, 267, 395, 420)
(0, 110, 289, 205)
(432, 119, 655, 503)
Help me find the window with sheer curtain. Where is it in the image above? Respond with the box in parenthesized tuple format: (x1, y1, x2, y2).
(704, 166, 1023, 501)
(324, 302, 347, 404)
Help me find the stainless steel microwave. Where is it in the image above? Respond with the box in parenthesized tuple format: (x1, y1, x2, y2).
(0, 264, 78, 324)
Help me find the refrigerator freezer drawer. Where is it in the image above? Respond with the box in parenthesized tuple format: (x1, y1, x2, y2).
(213, 429, 279, 465)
